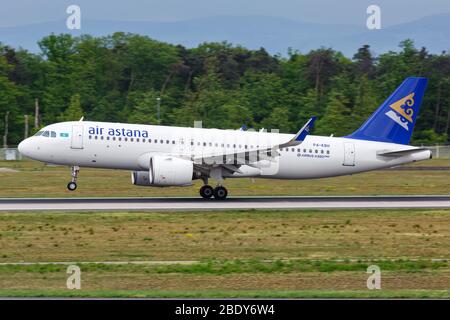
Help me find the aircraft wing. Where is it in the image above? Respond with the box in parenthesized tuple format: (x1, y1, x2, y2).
(191, 117, 316, 168)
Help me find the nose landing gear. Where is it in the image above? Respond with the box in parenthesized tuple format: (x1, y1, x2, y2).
(67, 166, 79, 191)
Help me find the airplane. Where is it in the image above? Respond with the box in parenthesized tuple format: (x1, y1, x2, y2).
(18, 77, 431, 200)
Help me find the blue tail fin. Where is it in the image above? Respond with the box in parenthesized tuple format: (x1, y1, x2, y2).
(346, 77, 428, 145)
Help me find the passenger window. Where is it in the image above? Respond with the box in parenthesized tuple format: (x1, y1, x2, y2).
(124, 137, 127, 142)
(136, 138, 139, 142)
(166, 140, 169, 144)
(172, 141, 175, 144)
(101, 136, 104, 140)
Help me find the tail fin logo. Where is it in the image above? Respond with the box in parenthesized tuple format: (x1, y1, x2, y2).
(385, 93, 415, 131)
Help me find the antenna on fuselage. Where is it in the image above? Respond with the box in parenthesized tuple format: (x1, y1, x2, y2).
(79, 116, 84, 122)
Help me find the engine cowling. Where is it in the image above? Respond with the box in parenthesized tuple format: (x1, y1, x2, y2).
(132, 155, 193, 187)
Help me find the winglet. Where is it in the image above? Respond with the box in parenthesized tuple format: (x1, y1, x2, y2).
(294, 116, 316, 142)
(280, 116, 316, 148)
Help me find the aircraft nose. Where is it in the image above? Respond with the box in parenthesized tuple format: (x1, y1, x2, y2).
(18, 138, 31, 157)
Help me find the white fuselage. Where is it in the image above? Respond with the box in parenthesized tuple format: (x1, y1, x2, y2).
(18, 121, 431, 180)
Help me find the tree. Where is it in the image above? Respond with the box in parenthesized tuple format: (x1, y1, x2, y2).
(260, 106, 293, 133)
(127, 91, 159, 125)
(353, 45, 375, 77)
(315, 90, 352, 136)
(58, 94, 83, 121)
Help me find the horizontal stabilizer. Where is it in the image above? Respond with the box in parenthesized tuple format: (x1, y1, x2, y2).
(377, 147, 429, 157)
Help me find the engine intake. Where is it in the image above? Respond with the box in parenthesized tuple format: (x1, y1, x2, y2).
(132, 155, 193, 187)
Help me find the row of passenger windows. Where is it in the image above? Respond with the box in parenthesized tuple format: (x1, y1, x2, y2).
(89, 135, 261, 148)
(34, 130, 57, 138)
(88, 135, 331, 154)
(88, 135, 176, 144)
(282, 147, 330, 155)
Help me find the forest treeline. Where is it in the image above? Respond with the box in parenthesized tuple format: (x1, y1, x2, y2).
(0, 33, 449, 145)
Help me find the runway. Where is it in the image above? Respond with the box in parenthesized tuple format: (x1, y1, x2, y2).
(0, 195, 449, 211)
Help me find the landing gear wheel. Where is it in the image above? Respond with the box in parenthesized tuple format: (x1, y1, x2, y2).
(213, 186, 228, 200)
(67, 182, 77, 191)
(200, 185, 214, 199)
(67, 165, 80, 191)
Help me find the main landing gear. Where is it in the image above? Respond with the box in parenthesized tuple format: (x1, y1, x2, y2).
(199, 185, 228, 200)
(67, 165, 79, 191)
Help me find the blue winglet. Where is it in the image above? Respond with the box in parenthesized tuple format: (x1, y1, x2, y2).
(295, 116, 316, 142)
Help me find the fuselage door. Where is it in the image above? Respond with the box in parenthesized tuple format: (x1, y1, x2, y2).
(71, 125, 84, 149)
(343, 142, 355, 166)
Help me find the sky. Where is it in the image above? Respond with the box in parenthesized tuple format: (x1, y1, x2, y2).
(1, 0, 450, 28)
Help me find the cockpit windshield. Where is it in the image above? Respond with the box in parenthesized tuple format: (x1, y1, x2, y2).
(34, 130, 57, 138)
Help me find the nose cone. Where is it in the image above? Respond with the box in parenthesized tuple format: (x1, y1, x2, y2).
(18, 138, 31, 157)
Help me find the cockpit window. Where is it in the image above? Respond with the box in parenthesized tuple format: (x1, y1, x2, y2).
(34, 130, 57, 138)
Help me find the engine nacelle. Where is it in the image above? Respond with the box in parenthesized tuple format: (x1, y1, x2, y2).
(132, 156, 193, 187)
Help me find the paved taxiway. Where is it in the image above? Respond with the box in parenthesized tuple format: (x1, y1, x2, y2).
(0, 195, 449, 211)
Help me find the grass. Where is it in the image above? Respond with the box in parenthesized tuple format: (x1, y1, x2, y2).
(1, 289, 450, 298)
(1, 209, 450, 262)
(0, 158, 449, 197)
(1, 209, 450, 297)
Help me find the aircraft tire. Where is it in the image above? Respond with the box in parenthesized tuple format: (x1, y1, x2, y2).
(213, 186, 228, 200)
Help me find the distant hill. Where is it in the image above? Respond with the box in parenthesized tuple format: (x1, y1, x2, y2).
(1, 14, 450, 56)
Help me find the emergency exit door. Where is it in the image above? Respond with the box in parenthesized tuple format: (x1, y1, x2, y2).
(71, 125, 84, 149)
(343, 142, 355, 166)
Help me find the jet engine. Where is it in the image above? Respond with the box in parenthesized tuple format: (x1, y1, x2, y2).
(132, 155, 193, 187)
